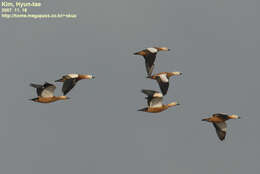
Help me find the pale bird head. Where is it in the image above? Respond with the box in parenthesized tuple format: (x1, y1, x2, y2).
(168, 101, 180, 107)
(58, 96, 70, 100)
(229, 114, 240, 119)
(170, 71, 183, 76)
(82, 74, 95, 79)
(157, 47, 170, 51)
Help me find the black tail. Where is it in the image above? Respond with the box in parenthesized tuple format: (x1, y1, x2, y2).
(138, 107, 147, 112)
(29, 97, 38, 102)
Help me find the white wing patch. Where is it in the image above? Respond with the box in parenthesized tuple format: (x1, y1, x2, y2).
(215, 122, 227, 132)
(150, 97, 163, 108)
(147, 47, 158, 53)
(41, 86, 56, 98)
(67, 74, 79, 78)
(159, 74, 169, 82)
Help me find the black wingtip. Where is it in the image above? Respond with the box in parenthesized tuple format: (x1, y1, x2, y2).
(30, 83, 41, 88)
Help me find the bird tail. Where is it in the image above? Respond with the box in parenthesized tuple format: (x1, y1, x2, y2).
(29, 97, 38, 102)
(138, 107, 148, 112)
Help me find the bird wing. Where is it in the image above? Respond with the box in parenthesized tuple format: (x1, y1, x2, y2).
(149, 97, 163, 108)
(144, 53, 157, 76)
(141, 89, 162, 107)
(158, 81, 169, 96)
(157, 75, 169, 95)
(213, 122, 227, 141)
(41, 82, 56, 97)
(213, 113, 229, 120)
(30, 83, 44, 96)
(62, 78, 78, 95)
(141, 89, 158, 96)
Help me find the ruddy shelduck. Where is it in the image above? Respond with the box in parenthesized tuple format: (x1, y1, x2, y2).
(55, 73, 95, 95)
(138, 89, 179, 113)
(202, 113, 240, 141)
(148, 71, 182, 95)
(134, 47, 170, 77)
(30, 82, 69, 103)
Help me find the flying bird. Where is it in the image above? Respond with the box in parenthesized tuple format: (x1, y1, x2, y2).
(30, 82, 69, 103)
(55, 74, 95, 95)
(134, 47, 170, 77)
(148, 71, 182, 95)
(138, 89, 179, 113)
(202, 113, 240, 141)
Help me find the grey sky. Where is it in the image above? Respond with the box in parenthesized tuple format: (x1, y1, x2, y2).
(0, 0, 259, 173)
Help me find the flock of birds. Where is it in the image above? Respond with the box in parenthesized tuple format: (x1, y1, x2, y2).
(134, 47, 181, 113)
(30, 74, 95, 103)
(30, 46, 240, 141)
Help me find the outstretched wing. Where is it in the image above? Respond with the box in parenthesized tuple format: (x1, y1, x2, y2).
(213, 122, 227, 141)
(144, 53, 157, 76)
(30, 83, 44, 96)
(149, 97, 163, 108)
(141, 89, 162, 107)
(41, 82, 56, 97)
(156, 75, 169, 95)
(141, 89, 158, 96)
(62, 78, 78, 95)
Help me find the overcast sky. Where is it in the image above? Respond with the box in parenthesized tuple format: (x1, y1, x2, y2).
(0, 0, 259, 173)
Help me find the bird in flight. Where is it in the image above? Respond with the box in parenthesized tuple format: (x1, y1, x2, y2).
(148, 71, 182, 95)
(55, 73, 95, 95)
(30, 82, 69, 103)
(134, 47, 170, 77)
(202, 113, 240, 141)
(138, 89, 179, 113)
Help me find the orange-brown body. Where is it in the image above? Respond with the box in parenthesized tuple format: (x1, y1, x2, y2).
(139, 102, 179, 113)
(202, 117, 227, 123)
(32, 96, 68, 103)
(202, 114, 239, 123)
(145, 105, 170, 113)
(135, 51, 147, 56)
